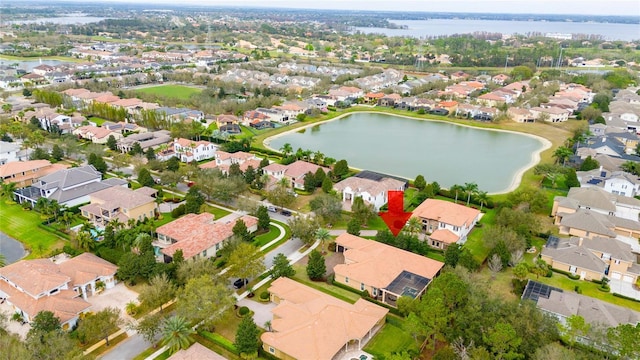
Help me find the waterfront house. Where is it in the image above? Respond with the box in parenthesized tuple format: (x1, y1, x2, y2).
(80, 186, 157, 227)
(333, 174, 406, 211)
(0, 160, 68, 188)
(412, 199, 481, 249)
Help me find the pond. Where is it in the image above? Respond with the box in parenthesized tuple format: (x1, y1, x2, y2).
(0, 231, 26, 265)
(0, 59, 66, 72)
(265, 112, 549, 194)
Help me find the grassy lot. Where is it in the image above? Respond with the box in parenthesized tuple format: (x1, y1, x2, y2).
(462, 206, 497, 264)
(331, 211, 388, 231)
(210, 308, 243, 341)
(260, 219, 291, 254)
(364, 319, 420, 358)
(136, 84, 202, 101)
(202, 205, 232, 219)
(88, 116, 109, 126)
(153, 212, 177, 228)
(253, 225, 281, 248)
(0, 201, 66, 258)
(291, 264, 361, 303)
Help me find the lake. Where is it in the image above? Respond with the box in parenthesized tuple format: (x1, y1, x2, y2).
(0, 232, 26, 265)
(6, 15, 108, 25)
(355, 19, 640, 41)
(0, 59, 66, 72)
(265, 113, 548, 194)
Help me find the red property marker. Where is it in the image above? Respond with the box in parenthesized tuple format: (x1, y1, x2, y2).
(379, 190, 412, 236)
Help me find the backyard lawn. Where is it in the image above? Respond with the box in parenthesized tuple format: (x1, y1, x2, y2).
(136, 84, 202, 101)
(461, 207, 497, 264)
(203, 205, 231, 219)
(363, 320, 419, 358)
(291, 264, 361, 304)
(0, 201, 66, 258)
(88, 116, 108, 126)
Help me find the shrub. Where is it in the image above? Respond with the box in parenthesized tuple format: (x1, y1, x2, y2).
(260, 291, 270, 301)
(327, 241, 336, 252)
(597, 285, 610, 292)
(238, 306, 250, 316)
(171, 204, 186, 218)
(326, 273, 335, 285)
(574, 285, 582, 294)
(612, 292, 640, 303)
(361, 289, 370, 298)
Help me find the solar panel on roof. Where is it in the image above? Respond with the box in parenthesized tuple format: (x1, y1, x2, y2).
(546, 236, 560, 249)
(600, 171, 607, 177)
(521, 280, 563, 302)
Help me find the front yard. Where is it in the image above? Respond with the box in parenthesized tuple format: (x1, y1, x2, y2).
(363, 318, 419, 359)
(0, 201, 66, 258)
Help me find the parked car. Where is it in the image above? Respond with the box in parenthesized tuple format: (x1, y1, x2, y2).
(280, 209, 292, 217)
(233, 278, 248, 289)
(267, 205, 277, 213)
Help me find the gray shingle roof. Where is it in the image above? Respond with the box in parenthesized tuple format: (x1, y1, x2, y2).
(542, 239, 607, 273)
(37, 165, 101, 191)
(559, 209, 617, 238)
(566, 187, 617, 212)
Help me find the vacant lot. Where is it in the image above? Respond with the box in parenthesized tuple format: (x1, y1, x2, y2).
(0, 201, 65, 258)
(136, 84, 202, 101)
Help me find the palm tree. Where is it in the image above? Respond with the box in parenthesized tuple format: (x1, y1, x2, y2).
(463, 182, 479, 206)
(553, 146, 573, 166)
(75, 231, 94, 251)
(161, 316, 195, 355)
(621, 161, 638, 175)
(35, 197, 50, 214)
(315, 228, 331, 254)
(476, 191, 489, 212)
(62, 211, 74, 231)
(132, 233, 152, 254)
(313, 151, 324, 165)
(279, 143, 293, 157)
(404, 217, 422, 237)
(0, 182, 16, 199)
(449, 184, 464, 204)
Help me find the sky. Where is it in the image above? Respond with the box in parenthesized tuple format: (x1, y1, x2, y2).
(97, 0, 640, 16)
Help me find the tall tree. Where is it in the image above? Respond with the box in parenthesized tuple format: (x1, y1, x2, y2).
(332, 159, 349, 180)
(414, 175, 427, 191)
(177, 275, 234, 330)
(227, 243, 265, 282)
(106, 135, 118, 151)
(256, 205, 270, 231)
(50, 145, 64, 162)
(553, 146, 573, 166)
(270, 253, 295, 279)
(232, 219, 252, 242)
(288, 215, 320, 245)
(351, 196, 375, 225)
(28, 311, 61, 336)
(607, 323, 640, 359)
(315, 228, 332, 254)
(309, 193, 342, 225)
(76, 307, 122, 346)
(184, 186, 204, 214)
(463, 182, 479, 206)
(134, 312, 164, 348)
(234, 316, 261, 357)
(266, 180, 295, 210)
(161, 316, 195, 355)
(138, 273, 176, 311)
(449, 184, 464, 204)
(306, 250, 326, 280)
(137, 167, 155, 188)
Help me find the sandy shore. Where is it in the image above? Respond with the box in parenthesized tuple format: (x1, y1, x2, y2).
(263, 111, 552, 195)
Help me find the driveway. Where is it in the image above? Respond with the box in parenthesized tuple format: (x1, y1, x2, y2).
(264, 237, 303, 269)
(609, 279, 640, 300)
(236, 298, 276, 329)
(87, 282, 139, 324)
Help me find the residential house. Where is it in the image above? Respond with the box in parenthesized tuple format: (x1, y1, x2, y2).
(242, 110, 271, 127)
(117, 130, 172, 153)
(541, 236, 640, 283)
(333, 172, 406, 211)
(522, 280, 640, 328)
(216, 114, 241, 134)
(262, 160, 329, 190)
(507, 107, 536, 123)
(31, 64, 55, 76)
(554, 208, 640, 240)
(154, 213, 258, 263)
(378, 93, 402, 107)
(261, 277, 388, 360)
(333, 234, 444, 307)
(437, 100, 458, 113)
(552, 186, 640, 222)
(0, 253, 118, 329)
(478, 92, 507, 107)
(589, 123, 607, 137)
(80, 186, 158, 227)
(364, 92, 385, 104)
(577, 168, 640, 198)
(328, 86, 364, 102)
(0, 160, 68, 188)
(255, 108, 289, 124)
(73, 125, 123, 144)
(199, 151, 261, 174)
(172, 138, 216, 163)
(412, 199, 481, 249)
(530, 106, 570, 122)
(0, 141, 23, 165)
(492, 74, 510, 85)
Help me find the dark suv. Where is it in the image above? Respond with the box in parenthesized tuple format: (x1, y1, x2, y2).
(280, 209, 292, 216)
(233, 278, 248, 289)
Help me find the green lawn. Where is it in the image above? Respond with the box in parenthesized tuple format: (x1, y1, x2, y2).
(260, 219, 291, 254)
(253, 225, 281, 247)
(363, 321, 419, 358)
(204, 205, 231, 219)
(153, 212, 176, 228)
(88, 116, 109, 126)
(0, 201, 66, 258)
(136, 85, 202, 101)
(463, 207, 497, 264)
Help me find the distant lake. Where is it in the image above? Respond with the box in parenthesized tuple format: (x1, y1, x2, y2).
(0, 232, 26, 265)
(0, 59, 66, 72)
(5, 15, 107, 25)
(265, 113, 548, 194)
(355, 19, 640, 41)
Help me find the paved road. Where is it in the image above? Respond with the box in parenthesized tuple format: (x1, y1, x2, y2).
(99, 331, 161, 360)
(263, 237, 302, 269)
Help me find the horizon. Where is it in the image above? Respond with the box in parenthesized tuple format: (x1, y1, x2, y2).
(14, 0, 640, 17)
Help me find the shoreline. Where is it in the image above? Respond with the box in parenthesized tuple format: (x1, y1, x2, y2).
(263, 110, 552, 195)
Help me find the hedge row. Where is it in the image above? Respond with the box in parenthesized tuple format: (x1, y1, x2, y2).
(198, 331, 238, 355)
(550, 268, 581, 280)
(612, 292, 640, 303)
(37, 223, 70, 240)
